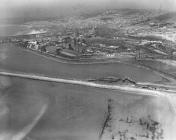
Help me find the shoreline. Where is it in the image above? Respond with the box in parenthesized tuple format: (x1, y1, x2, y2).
(14, 44, 130, 65)
(0, 70, 174, 97)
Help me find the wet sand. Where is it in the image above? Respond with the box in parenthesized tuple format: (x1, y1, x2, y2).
(0, 76, 176, 140)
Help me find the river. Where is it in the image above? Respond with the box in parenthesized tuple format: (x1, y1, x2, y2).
(0, 43, 164, 83)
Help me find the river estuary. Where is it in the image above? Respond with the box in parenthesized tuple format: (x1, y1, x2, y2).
(0, 43, 176, 140)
